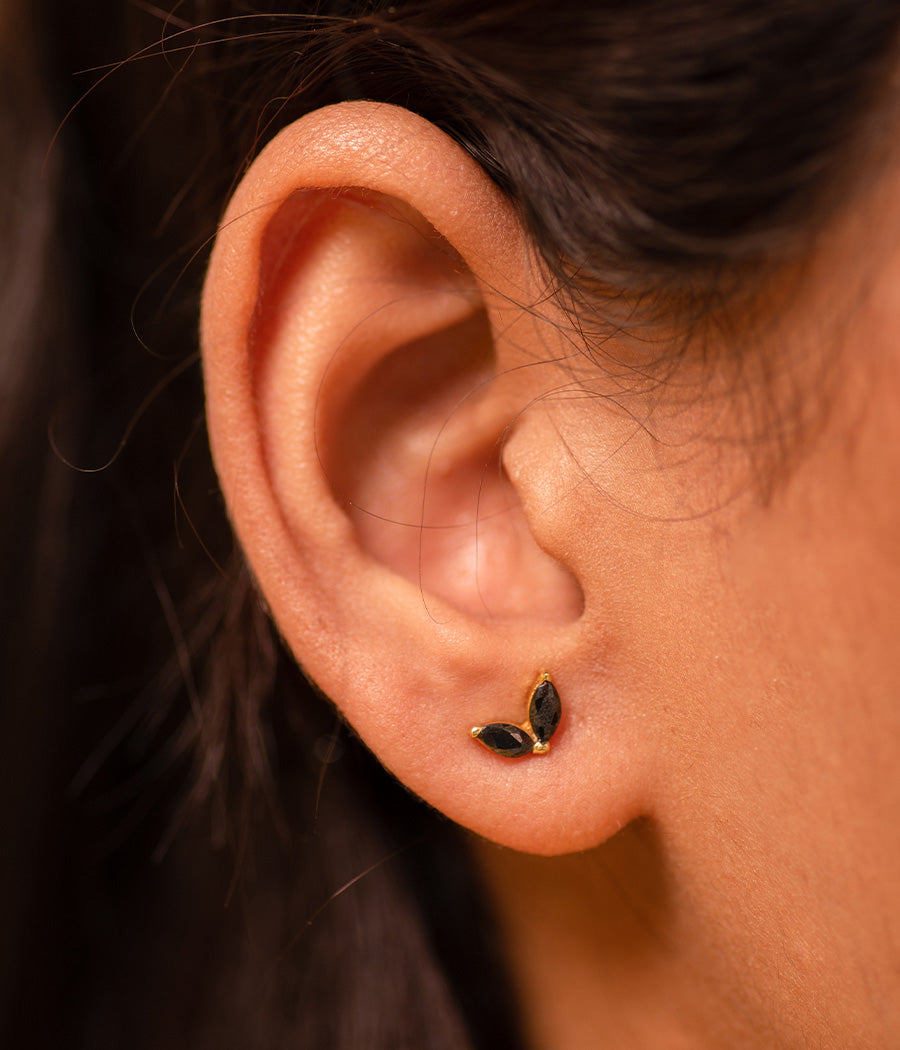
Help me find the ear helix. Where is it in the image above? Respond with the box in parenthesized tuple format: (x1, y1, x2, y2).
(471, 672, 562, 757)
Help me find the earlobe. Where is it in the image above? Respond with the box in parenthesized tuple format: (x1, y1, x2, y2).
(201, 102, 655, 855)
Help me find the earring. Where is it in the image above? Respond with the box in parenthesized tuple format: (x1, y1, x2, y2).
(471, 673, 562, 757)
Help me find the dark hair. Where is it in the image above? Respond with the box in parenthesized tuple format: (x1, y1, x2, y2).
(3, 1, 899, 1046)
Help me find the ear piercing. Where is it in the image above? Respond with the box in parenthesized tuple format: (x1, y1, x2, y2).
(471, 673, 562, 757)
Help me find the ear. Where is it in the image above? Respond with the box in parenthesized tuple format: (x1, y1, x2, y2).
(201, 102, 654, 855)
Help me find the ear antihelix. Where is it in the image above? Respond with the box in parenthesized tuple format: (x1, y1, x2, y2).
(299, 193, 583, 625)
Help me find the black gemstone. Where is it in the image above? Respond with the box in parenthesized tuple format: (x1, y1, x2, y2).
(528, 679, 561, 744)
(475, 723, 536, 757)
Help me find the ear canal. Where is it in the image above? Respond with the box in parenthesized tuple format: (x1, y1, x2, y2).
(255, 188, 583, 624)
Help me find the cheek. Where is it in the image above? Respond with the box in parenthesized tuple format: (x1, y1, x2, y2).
(548, 328, 900, 1023)
(677, 431, 900, 1029)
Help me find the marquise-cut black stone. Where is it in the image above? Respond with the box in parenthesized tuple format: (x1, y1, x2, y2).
(475, 723, 536, 757)
(528, 679, 561, 744)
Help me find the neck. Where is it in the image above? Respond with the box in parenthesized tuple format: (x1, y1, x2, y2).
(473, 820, 747, 1049)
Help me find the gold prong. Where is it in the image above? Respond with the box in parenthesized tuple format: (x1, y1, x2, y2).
(533, 741, 550, 754)
(470, 726, 483, 738)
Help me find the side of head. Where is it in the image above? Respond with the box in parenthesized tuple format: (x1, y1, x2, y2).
(199, 7, 900, 1039)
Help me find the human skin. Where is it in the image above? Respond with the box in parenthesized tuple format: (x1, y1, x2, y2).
(475, 144, 900, 1048)
(202, 102, 900, 1048)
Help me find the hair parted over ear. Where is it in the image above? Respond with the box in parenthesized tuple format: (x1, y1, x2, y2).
(201, 102, 658, 855)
